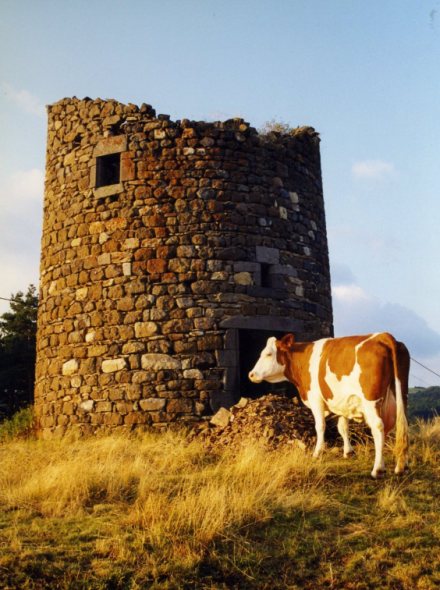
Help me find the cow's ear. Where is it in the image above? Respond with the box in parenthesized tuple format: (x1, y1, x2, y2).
(277, 333, 295, 352)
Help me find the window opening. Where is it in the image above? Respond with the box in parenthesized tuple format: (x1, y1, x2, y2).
(96, 153, 121, 187)
(260, 263, 271, 288)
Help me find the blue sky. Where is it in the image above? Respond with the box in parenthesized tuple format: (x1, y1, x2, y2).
(1, 0, 439, 386)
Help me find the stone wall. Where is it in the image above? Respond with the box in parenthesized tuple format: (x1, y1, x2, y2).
(34, 97, 333, 436)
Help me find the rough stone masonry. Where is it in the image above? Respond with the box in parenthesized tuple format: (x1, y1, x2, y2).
(34, 97, 333, 437)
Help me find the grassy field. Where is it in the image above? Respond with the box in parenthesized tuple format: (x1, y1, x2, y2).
(0, 417, 439, 589)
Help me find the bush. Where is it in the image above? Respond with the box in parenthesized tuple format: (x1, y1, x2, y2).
(259, 118, 294, 135)
(0, 406, 35, 442)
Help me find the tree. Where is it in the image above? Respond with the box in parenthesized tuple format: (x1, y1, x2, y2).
(0, 285, 38, 419)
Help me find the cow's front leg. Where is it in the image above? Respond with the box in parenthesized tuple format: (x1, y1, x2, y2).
(337, 416, 354, 458)
(309, 399, 326, 457)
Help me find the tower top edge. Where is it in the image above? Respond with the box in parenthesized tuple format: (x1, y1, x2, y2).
(47, 97, 320, 141)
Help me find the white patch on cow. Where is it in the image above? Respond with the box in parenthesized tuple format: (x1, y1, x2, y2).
(360, 333, 381, 345)
(248, 337, 287, 384)
(324, 361, 364, 421)
(306, 338, 329, 401)
(322, 333, 382, 421)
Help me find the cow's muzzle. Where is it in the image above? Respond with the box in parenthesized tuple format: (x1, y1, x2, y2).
(248, 371, 262, 383)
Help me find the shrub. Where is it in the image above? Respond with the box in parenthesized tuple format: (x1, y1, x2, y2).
(0, 406, 35, 442)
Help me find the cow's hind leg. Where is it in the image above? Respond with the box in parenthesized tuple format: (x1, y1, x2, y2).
(363, 401, 386, 478)
(337, 416, 354, 458)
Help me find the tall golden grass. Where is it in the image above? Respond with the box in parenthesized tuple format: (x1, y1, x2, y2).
(0, 417, 439, 588)
(0, 430, 327, 554)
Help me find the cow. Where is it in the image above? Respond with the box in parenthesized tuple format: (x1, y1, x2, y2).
(248, 332, 409, 478)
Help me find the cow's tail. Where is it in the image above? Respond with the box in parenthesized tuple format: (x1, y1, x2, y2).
(383, 333, 410, 474)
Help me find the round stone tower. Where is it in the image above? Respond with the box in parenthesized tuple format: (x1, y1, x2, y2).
(34, 97, 333, 436)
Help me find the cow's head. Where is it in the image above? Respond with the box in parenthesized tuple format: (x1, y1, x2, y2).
(248, 334, 295, 383)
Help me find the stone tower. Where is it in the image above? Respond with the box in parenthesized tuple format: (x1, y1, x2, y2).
(34, 97, 333, 436)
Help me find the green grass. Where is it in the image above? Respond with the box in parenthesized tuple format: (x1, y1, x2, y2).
(0, 418, 439, 589)
(0, 406, 35, 442)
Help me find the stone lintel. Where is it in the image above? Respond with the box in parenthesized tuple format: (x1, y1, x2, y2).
(92, 182, 124, 198)
(255, 246, 280, 264)
(219, 315, 304, 333)
(93, 135, 127, 157)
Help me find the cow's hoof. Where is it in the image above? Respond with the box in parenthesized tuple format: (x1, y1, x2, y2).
(371, 469, 386, 479)
(343, 449, 355, 459)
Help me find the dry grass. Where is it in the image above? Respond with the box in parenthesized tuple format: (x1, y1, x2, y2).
(413, 417, 440, 466)
(376, 482, 410, 515)
(0, 417, 439, 589)
(0, 430, 327, 576)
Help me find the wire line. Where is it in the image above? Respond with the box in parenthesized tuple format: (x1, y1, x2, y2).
(411, 357, 440, 379)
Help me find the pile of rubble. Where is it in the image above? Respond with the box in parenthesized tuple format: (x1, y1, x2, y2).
(192, 393, 371, 451)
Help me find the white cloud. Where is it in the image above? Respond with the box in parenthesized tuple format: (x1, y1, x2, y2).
(0, 168, 43, 308)
(331, 262, 357, 286)
(0, 256, 40, 317)
(0, 168, 44, 215)
(333, 284, 440, 356)
(328, 226, 401, 259)
(8, 168, 44, 200)
(332, 284, 370, 303)
(332, 271, 440, 387)
(351, 159, 395, 180)
(1, 82, 45, 117)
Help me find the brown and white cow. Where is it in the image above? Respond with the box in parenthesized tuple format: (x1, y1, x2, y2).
(248, 332, 409, 478)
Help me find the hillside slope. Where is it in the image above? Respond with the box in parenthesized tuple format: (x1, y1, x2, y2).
(0, 417, 439, 589)
(408, 386, 440, 420)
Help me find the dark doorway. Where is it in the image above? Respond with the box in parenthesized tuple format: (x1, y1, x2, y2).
(238, 329, 295, 399)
